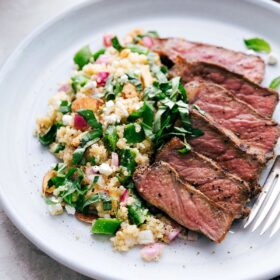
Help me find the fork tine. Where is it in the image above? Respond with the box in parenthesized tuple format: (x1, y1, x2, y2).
(260, 178, 280, 235)
(270, 213, 280, 237)
(244, 172, 276, 228)
(251, 175, 279, 232)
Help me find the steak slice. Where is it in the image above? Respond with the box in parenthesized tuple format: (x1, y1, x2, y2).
(156, 137, 250, 218)
(151, 37, 265, 84)
(170, 58, 278, 118)
(185, 81, 279, 162)
(189, 110, 263, 192)
(134, 161, 233, 242)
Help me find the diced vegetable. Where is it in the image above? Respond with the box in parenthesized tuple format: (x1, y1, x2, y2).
(269, 76, 280, 90)
(73, 114, 88, 131)
(111, 152, 119, 167)
(103, 34, 114, 47)
(244, 37, 271, 53)
(92, 218, 121, 235)
(96, 71, 110, 87)
(54, 143, 65, 153)
(59, 100, 72, 114)
(71, 75, 89, 93)
(127, 44, 149, 55)
(141, 36, 154, 48)
(140, 243, 164, 261)
(82, 192, 112, 211)
(127, 199, 148, 225)
(73, 45, 92, 69)
(77, 109, 102, 131)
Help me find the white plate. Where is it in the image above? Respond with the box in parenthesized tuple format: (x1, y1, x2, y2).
(0, 0, 280, 279)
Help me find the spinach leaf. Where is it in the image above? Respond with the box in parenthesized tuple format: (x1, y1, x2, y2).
(39, 123, 61, 146)
(103, 126, 119, 152)
(269, 76, 280, 90)
(77, 109, 102, 131)
(73, 45, 92, 70)
(244, 37, 271, 53)
(111, 36, 123, 51)
(124, 123, 145, 144)
(93, 48, 105, 61)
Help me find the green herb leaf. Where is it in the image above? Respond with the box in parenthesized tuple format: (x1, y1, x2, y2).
(127, 198, 148, 226)
(111, 36, 123, 52)
(244, 37, 271, 53)
(93, 48, 105, 61)
(59, 100, 72, 114)
(77, 109, 102, 130)
(82, 192, 112, 211)
(103, 126, 119, 152)
(92, 218, 121, 235)
(73, 45, 92, 70)
(80, 130, 102, 147)
(39, 123, 61, 146)
(127, 74, 143, 92)
(192, 104, 206, 116)
(120, 149, 136, 175)
(269, 76, 280, 90)
(54, 143, 65, 153)
(127, 44, 149, 55)
(124, 123, 145, 144)
(71, 75, 89, 93)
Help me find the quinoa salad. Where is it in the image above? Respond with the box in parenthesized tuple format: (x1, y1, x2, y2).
(36, 29, 201, 261)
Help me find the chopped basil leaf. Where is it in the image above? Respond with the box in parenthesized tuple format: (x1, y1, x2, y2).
(177, 140, 191, 154)
(73, 45, 92, 69)
(127, 198, 148, 226)
(128, 101, 154, 127)
(77, 109, 102, 131)
(71, 75, 89, 93)
(80, 130, 102, 147)
(82, 192, 112, 211)
(124, 123, 145, 144)
(269, 76, 280, 90)
(93, 48, 105, 61)
(103, 75, 124, 101)
(111, 36, 123, 51)
(127, 44, 149, 55)
(120, 149, 136, 175)
(72, 140, 97, 165)
(244, 37, 271, 53)
(59, 100, 72, 114)
(54, 143, 65, 153)
(150, 64, 168, 83)
(103, 126, 119, 152)
(39, 123, 61, 146)
(127, 74, 143, 92)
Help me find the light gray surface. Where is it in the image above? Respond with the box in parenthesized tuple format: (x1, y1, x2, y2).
(0, 1, 90, 279)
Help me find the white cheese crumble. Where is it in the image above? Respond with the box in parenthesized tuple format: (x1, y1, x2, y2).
(99, 163, 114, 176)
(65, 205, 76, 215)
(267, 52, 278, 65)
(48, 203, 63, 215)
(62, 115, 73, 126)
(138, 230, 155, 245)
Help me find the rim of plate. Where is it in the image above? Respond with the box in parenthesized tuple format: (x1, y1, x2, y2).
(0, 0, 280, 279)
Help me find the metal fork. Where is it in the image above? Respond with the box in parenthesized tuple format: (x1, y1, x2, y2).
(244, 155, 280, 237)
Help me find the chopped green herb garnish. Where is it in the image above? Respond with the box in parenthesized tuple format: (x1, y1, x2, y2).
(77, 109, 102, 131)
(111, 36, 123, 52)
(127, 44, 149, 55)
(92, 218, 121, 235)
(82, 192, 112, 211)
(73, 45, 92, 70)
(269, 76, 280, 90)
(59, 100, 72, 114)
(127, 198, 148, 225)
(124, 123, 145, 144)
(39, 123, 61, 146)
(103, 126, 119, 152)
(93, 48, 105, 61)
(244, 37, 271, 53)
(54, 143, 65, 153)
(127, 74, 143, 92)
(71, 75, 89, 93)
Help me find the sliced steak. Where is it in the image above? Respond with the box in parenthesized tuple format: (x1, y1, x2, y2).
(156, 137, 250, 218)
(170, 58, 278, 118)
(185, 81, 279, 162)
(151, 37, 265, 84)
(134, 161, 233, 242)
(189, 110, 263, 191)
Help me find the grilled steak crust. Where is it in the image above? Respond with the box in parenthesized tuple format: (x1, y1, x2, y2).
(185, 81, 280, 162)
(134, 161, 233, 242)
(190, 110, 263, 192)
(156, 138, 250, 218)
(170, 58, 278, 118)
(151, 37, 265, 84)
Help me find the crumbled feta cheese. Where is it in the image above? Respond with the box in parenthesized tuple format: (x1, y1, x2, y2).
(267, 52, 278, 65)
(84, 80, 97, 90)
(53, 185, 66, 196)
(104, 114, 121, 125)
(48, 203, 63, 215)
(119, 74, 128, 83)
(138, 230, 154, 245)
(99, 163, 114, 176)
(246, 49, 257, 55)
(62, 115, 73, 126)
(134, 123, 141, 133)
(65, 205, 76, 215)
